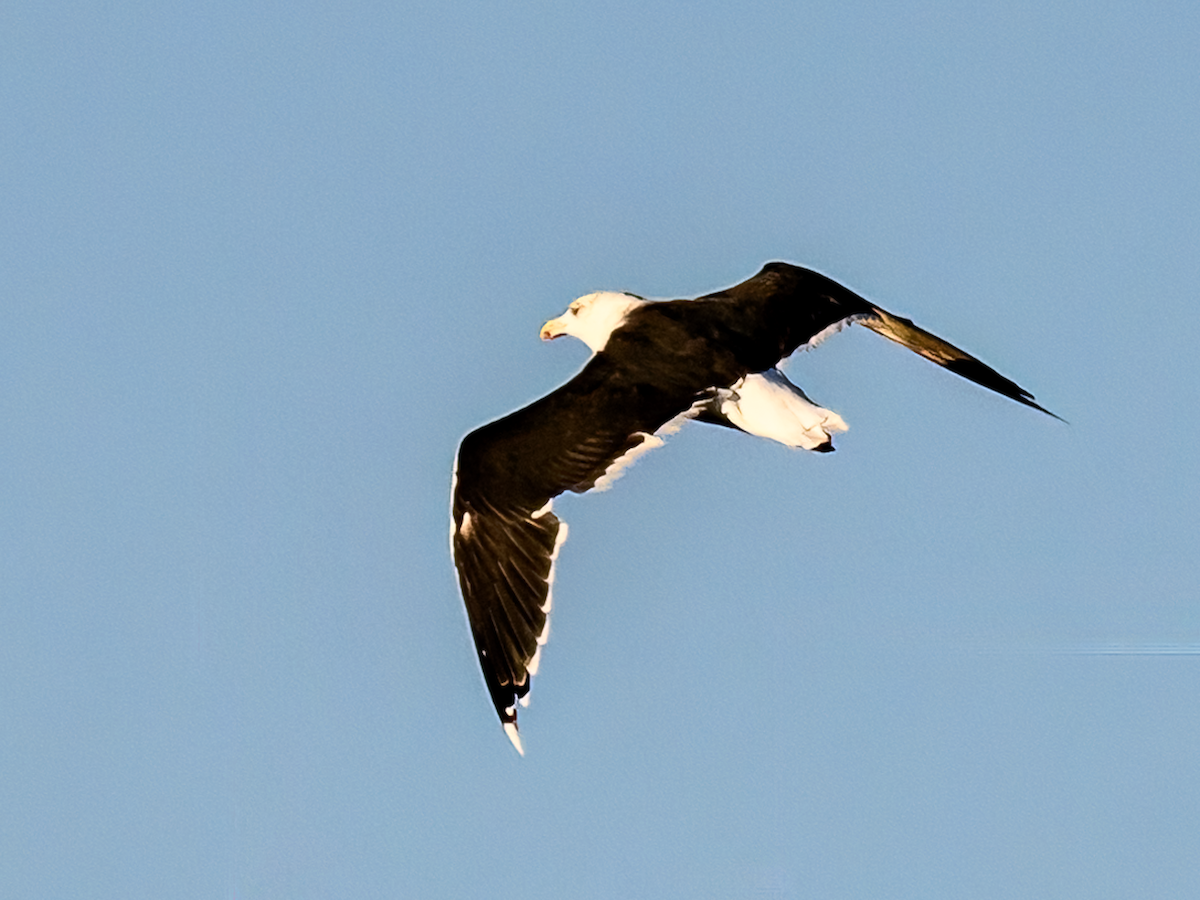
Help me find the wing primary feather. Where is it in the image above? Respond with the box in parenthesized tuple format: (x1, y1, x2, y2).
(485, 606, 526, 688)
(860, 307, 1063, 420)
(494, 560, 543, 636)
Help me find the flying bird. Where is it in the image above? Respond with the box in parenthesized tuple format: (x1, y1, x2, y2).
(450, 262, 1056, 754)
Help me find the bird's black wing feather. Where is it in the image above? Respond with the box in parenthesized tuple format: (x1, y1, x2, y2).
(451, 354, 696, 744)
(695, 262, 1059, 417)
(688, 262, 875, 369)
(856, 307, 1062, 419)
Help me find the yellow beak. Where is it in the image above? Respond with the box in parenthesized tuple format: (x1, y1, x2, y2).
(540, 317, 568, 341)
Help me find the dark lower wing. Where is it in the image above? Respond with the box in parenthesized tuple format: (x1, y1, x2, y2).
(451, 498, 565, 754)
(452, 356, 697, 752)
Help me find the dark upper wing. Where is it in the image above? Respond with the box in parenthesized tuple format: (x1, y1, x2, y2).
(857, 307, 1062, 419)
(692, 262, 1058, 417)
(451, 355, 695, 753)
(686, 262, 876, 370)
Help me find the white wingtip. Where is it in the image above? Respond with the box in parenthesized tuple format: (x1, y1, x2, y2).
(504, 722, 525, 756)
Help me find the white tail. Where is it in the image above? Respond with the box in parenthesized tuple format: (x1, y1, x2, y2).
(717, 369, 848, 451)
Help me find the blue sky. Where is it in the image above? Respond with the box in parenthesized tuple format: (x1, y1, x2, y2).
(3, 1, 1198, 897)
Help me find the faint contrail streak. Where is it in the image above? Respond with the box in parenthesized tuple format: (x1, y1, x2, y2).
(1043, 643, 1200, 656)
(960, 641, 1200, 656)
